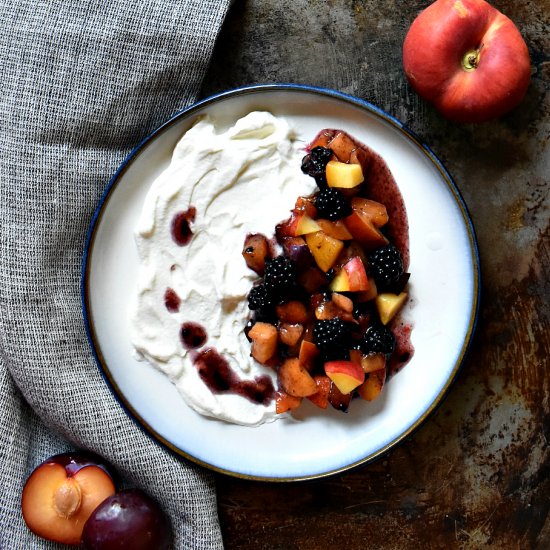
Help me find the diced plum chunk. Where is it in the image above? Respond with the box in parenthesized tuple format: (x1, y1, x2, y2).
(328, 381, 352, 412)
(242, 233, 271, 275)
(316, 219, 353, 240)
(282, 236, 314, 269)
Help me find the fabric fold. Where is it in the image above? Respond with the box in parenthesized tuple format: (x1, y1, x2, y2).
(0, 1, 232, 547)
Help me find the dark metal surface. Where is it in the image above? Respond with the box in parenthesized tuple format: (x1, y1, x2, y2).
(201, 1, 549, 547)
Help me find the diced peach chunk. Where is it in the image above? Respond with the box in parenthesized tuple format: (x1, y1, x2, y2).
(278, 323, 304, 347)
(357, 368, 386, 401)
(278, 358, 318, 397)
(328, 381, 352, 412)
(349, 146, 369, 169)
(316, 219, 353, 240)
(275, 391, 303, 414)
(297, 266, 327, 293)
(324, 361, 365, 394)
(356, 276, 378, 302)
(276, 301, 310, 324)
(350, 197, 389, 227)
(307, 375, 331, 409)
(308, 131, 334, 150)
(295, 214, 321, 236)
(344, 197, 389, 249)
(298, 339, 319, 370)
(279, 212, 320, 237)
(248, 322, 278, 364)
(350, 350, 387, 373)
(305, 231, 344, 272)
(242, 233, 270, 275)
(375, 292, 408, 325)
(344, 240, 369, 265)
(326, 160, 364, 189)
(331, 292, 354, 313)
(314, 298, 354, 322)
(294, 196, 318, 218)
(329, 256, 369, 292)
(325, 131, 357, 162)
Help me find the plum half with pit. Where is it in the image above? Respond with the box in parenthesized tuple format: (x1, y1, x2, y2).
(81, 489, 171, 550)
(21, 452, 116, 545)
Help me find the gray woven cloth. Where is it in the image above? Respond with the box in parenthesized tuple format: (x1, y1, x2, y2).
(0, 1, 232, 548)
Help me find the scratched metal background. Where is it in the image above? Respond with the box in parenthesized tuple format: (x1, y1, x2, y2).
(201, 1, 550, 548)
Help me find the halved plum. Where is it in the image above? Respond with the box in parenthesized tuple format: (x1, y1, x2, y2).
(81, 489, 171, 550)
(21, 452, 116, 546)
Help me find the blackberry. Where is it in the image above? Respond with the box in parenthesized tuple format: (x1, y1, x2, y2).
(313, 318, 352, 360)
(301, 146, 333, 186)
(264, 256, 297, 293)
(368, 245, 404, 289)
(315, 188, 352, 221)
(247, 283, 273, 311)
(362, 324, 396, 355)
(311, 146, 333, 164)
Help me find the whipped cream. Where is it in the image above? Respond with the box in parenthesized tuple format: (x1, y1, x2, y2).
(130, 112, 317, 426)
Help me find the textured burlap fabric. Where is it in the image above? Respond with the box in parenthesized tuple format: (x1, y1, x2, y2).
(0, 1, 231, 548)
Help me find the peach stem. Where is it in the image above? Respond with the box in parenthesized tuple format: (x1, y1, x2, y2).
(462, 47, 481, 71)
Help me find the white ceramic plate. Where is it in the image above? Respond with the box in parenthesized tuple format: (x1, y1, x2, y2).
(82, 85, 480, 481)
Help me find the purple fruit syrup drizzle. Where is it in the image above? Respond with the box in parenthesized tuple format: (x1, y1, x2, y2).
(164, 288, 181, 313)
(171, 206, 196, 246)
(180, 322, 208, 350)
(193, 348, 275, 405)
(390, 323, 414, 376)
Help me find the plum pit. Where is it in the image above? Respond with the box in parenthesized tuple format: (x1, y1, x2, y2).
(52, 478, 82, 518)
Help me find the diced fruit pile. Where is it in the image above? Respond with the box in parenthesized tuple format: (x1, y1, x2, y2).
(21, 452, 171, 548)
(242, 131, 411, 414)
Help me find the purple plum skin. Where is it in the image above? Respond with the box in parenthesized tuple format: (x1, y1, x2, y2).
(81, 489, 171, 550)
(283, 237, 313, 270)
